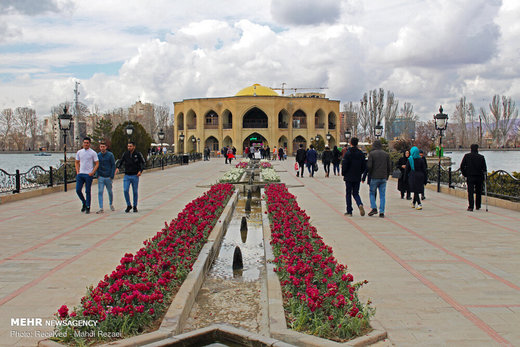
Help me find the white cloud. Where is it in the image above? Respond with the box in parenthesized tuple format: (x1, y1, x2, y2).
(0, 0, 519, 123)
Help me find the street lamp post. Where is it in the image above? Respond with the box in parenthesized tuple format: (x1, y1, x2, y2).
(197, 137, 201, 154)
(125, 123, 134, 143)
(191, 137, 196, 154)
(374, 121, 383, 140)
(344, 129, 351, 143)
(326, 132, 331, 146)
(434, 105, 449, 192)
(58, 107, 72, 192)
(158, 129, 165, 170)
(179, 132, 185, 154)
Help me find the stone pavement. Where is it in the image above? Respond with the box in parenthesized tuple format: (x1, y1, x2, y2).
(0, 157, 519, 346)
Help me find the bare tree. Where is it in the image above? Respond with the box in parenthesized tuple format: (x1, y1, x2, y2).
(342, 102, 358, 140)
(358, 94, 369, 140)
(480, 95, 519, 147)
(14, 107, 36, 150)
(383, 92, 399, 139)
(399, 102, 418, 139)
(152, 104, 170, 141)
(0, 108, 15, 150)
(453, 97, 476, 148)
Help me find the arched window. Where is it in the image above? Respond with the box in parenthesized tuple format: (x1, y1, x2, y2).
(278, 109, 289, 128)
(293, 110, 307, 129)
(243, 107, 268, 128)
(205, 110, 219, 129)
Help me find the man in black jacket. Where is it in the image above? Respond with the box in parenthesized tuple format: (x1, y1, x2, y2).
(115, 142, 145, 213)
(295, 144, 306, 177)
(460, 144, 487, 211)
(342, 137, 366, 217)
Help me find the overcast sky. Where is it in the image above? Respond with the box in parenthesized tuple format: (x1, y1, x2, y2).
(0, 0, 519, 121)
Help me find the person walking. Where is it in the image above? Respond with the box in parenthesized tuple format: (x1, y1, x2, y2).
(96, 141, 115, 214)
(278, 146, 284, 161)
(265, 146, 270, 160)
(272, 146, 277, 160)
(203, 146, 210, 161)
(419, 150, 428, 200)
(295, 144, 306, 177)
(366, 140, 391, 218)
(222, 146, 229, 164)
(342, 137, 366, 217)
(75, 137, 99, 214)
(406, 146, 427, 210)
(332, 145, 341, 176)
(115, 141, 145, 213)
(460, 144, 487, 211)
(305, 144, 318, 177)
(227, 147, 235, 164)
(322, 145, 333, 177)
(397, 150, 411, 199)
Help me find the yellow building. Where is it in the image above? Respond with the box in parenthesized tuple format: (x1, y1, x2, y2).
(173, 84, 340, 155)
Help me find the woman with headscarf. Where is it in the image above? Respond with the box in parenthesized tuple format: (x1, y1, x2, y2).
(397, 150, 411, 199)
(332, 145, 342, 176)
(405, 146, 427, 210)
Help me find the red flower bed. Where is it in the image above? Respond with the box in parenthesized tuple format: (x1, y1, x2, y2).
(264, 183, 374, 341)
(235, 161, 249, 168)
(54, 183, 234, 343)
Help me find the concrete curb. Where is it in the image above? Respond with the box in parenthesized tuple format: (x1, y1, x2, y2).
(38, 188, 238, 347)
(0, 160, 202, 205)
(260, 188, 388, 347)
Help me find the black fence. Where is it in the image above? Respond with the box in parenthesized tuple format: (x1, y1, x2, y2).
(0, 152, 202, 195)
(428, 164, 520, 201)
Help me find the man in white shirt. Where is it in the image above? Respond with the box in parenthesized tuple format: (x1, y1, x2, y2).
(75, 137, 99, 214)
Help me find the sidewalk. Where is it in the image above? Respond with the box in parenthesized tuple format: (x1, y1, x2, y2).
(275, 159, 520, 346)
(0, 158, 519, 346)
(0, 161, 219, 346)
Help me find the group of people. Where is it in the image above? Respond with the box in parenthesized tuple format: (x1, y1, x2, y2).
(294, 137, 488, 217)
(221, 146, 237, 164)
(75, 137, 145, 214)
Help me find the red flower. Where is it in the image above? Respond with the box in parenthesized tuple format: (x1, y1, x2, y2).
(58, 305, 68, 319)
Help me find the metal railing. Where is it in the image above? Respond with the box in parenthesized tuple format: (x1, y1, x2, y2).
(1, 153, 202, 195)
(0, 164, 77, 194)
(428, 164, 520, 201)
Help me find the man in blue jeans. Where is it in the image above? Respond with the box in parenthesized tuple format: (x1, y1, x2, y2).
(115, 142, 145, 213)
(366, 140, 392, 218)
(96, 142, 116, 214)
(342, 137, 366, 217)
(75, 137, 99, 214)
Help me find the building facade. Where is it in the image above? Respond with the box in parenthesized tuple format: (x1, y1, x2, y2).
(173, 84, 341, 155)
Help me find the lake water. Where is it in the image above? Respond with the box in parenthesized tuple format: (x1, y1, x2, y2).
(447, 150, 520, 173)
(0, 153, 70, 173)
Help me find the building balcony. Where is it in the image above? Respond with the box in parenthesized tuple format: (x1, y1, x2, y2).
(315, 123, 325, 129)
(204, 124, 218, 129)
(223, 124, 232, 129)
(188, 124, 196, 130)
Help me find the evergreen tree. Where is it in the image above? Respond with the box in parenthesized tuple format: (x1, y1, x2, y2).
(91, 118, 113, 151)
(111, 121, 152, 160)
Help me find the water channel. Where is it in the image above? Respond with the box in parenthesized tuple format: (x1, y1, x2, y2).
(183, 168, 268, 335)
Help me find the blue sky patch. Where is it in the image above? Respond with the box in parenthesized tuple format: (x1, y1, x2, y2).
(50, 62, 123, 79)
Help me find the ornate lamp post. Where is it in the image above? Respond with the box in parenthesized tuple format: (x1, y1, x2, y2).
(125, 123, 134, 143)
(434, 105, 449, 192)
(344, 129, 351, 143)
(374, 121, 383, 140)
(179, 132, 185, 154)
(58, 107, 72, 192)
(326, 132, 331, 146)
(191, 136, 196, 153)
(158, 129, 166, 169)
(197, 137, 201, 153)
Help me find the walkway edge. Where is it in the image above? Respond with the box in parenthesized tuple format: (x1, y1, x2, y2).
(38, 188, 238, 347)
(260, 187, 388, 347)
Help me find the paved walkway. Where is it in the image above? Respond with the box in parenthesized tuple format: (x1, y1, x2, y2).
(0, 158, 519, 346)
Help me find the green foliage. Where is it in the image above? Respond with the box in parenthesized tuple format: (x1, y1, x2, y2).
(91, 118, 114, 151)
(392, 138, 412, 153)
(311, 137, 326, 151)
(111, 121, 152, 160)
(487, 171, 520, 201)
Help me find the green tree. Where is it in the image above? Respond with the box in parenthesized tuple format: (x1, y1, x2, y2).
(91, 118, 113, 151)
(111, 121, 152, 161)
